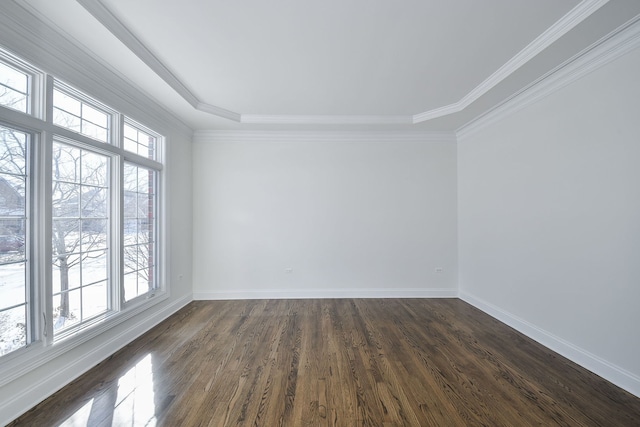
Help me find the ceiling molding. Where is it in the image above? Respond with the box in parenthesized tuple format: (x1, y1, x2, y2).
(193, 130, 456, 144)
(76, 0, 202, 108)
(77, 0, 607, 127)
(240, 115, 412, 125)
(412, 0, 609, 124)
(196, 102, 241, 122)
(456, 14, 640, 141)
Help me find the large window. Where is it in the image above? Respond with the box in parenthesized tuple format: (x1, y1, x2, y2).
(0, 49, 164, 358)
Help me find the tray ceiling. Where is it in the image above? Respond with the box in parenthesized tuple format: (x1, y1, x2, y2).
(16, 0, 640, 130)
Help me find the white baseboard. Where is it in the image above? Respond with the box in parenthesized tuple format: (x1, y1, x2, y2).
(193, 287, 458, 300)
(459, 291, 640, 398)
(0, 294, 192, 426)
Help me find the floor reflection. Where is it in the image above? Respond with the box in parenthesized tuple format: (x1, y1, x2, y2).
(58, 354, 157, 427)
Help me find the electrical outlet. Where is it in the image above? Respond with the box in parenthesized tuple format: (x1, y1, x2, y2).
(434, 267, 443, 273)
(284, 268, 293, 274)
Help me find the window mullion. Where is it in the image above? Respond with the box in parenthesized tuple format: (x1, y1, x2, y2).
(112, 154, 123, 311)
(39, 128, 54, 344)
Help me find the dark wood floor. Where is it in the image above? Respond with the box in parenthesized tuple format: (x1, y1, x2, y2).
(9, 299, 640, 426)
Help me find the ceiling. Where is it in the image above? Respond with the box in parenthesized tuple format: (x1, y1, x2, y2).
(16, 0, 640, 131)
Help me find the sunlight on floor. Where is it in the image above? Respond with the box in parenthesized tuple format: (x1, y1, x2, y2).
(114, 354, 156, 426)
(59, 353, 157, 426)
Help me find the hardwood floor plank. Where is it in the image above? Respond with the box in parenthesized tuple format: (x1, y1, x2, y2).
(8, 299, 640, 426)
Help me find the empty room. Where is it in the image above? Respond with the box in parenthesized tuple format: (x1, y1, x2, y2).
(1, 0, 640, 425)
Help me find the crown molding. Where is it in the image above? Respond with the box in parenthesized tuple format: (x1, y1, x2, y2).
(456, 14, 640, 141)
(75, 0, 608, 127)
(196, 102, 242, 122)
(240, 114, 412, 125)
(193, 130, 456, 144)
(412, 0, 609, 123)
(76, 0, 200, 108)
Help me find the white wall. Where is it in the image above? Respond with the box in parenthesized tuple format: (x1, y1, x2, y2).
(193, 133, 457, 299)
(458, 44, 640, 394)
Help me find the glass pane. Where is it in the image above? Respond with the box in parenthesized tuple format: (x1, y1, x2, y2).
(52, 219, 80, 255)
(82, 250, 107, 285)
(136, 170, 149, 194)
(53, 109, 81, 132)
(123, 191, 137, 219)
(81, 219, 107, 251)
(52, 182, 80, 217)
(0, 305, 26, 356)
(53, 89, 81, 116)
(82, 281, 107, 319)
(123, 272, 138, 302)
(123, 124, 137, 141)
(137, 194, 150, 218)
(52, 253, 80, 294)
(136, 270, 151, 296)
(53, 289, 81, 330)
(0, 127, 27, 175)
(138, 220, 152, 245)
(0, 175, 25, 215)
(81, 152, 107, 186)
(124, 219, 137, 245)
(124, 245, 137, 274)
(82, 121, 107, 143)
(138, 244, 151, 269)
(0, 62, 27, 92)
(0, 261, 25, 310)
(52, 143, 80, 183)
(0, 222, 25, 264)
(81, 187, 107, 217)
(124, 138, 138, 154)
(123, 164, 137, 192)
(0, 87, 27, 114)
(82, 104, 107, 128)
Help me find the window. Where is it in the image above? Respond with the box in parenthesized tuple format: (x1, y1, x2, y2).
(53, 85, 110, 143)
(0, 125, 28, 356)
(123, 164, 157, 301)
(0, 60, 29, 113)
(52, 142, 110, 333)
(0, 48, 164, 363)
(124, 122, 156, 160)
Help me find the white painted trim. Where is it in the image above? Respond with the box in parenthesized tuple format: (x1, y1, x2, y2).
(196, 102, 241, 122)
(413, 0, 609, 124)
(75, 0, 198, 107)
(193, 130, 456, 144)
(194, 288, 457, 300)
(240, 114, 412, 125)
(74, 0, 606, 126)
(457, 14, 640, 141)
(459, 291, 640, 398)
(0, 294, 192, 426)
